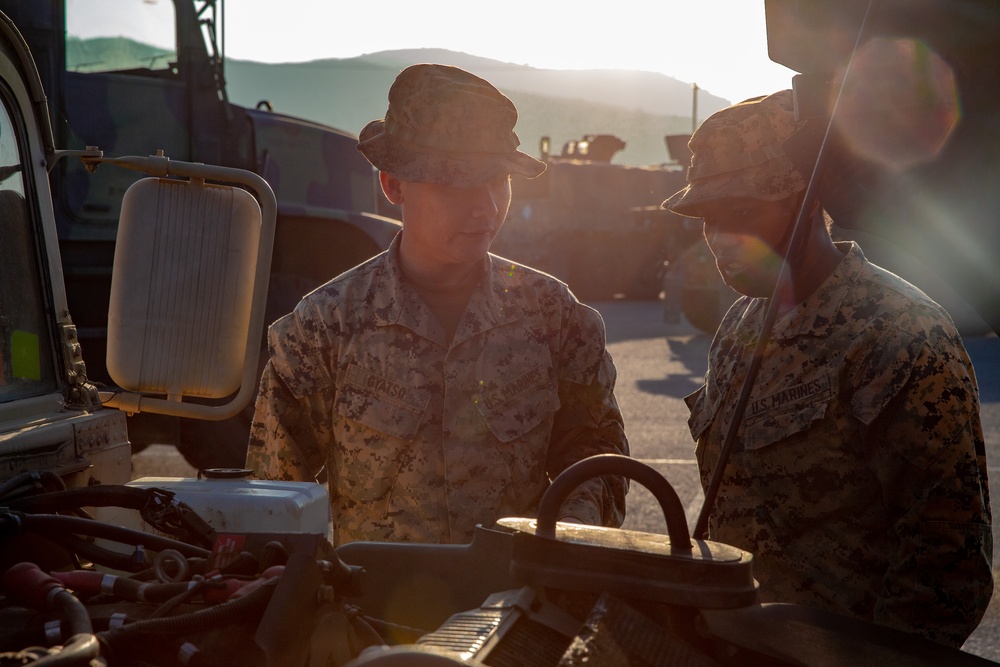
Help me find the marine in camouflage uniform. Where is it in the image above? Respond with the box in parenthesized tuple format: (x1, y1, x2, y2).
(664, 90, 992, 647)
(247, 64, 629, 546)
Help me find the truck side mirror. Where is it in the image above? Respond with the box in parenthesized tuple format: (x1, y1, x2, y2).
(92, 154, 276, 421)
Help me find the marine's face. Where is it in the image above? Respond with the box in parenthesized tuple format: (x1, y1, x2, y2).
(384, 172, 512, 269)
(697, 196, 801, 298)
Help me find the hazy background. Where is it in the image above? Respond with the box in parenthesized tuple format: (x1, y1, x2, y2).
(66, 0, 799, 167)
(222, 49, 733, 167)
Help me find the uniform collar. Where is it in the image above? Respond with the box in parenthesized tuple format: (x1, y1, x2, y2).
(769, 241, 864, 339)
(372, 234, 523, 344)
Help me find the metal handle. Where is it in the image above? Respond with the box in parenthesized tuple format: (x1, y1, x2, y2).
(536, 454, 692, 552)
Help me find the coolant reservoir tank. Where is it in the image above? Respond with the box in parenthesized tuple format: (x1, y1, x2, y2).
(130, 471, 331, 538)
(96, 470, 331, 540)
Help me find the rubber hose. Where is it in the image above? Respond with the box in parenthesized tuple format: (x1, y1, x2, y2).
(53, 570, 194, 603)
(4, 485, 154, 514)
(24, 633, 100, 667)
(6, 486, 214, 549)
(2, 568, 101, 667)
(99, 578, 276, 640)
(52, 589, 94, 638)
(55, 532, 151, 573)
(0, 470, 65, 501)
(14, 513, 210, 558)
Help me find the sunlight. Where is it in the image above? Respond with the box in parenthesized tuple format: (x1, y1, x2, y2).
(220, 0, 796, 104)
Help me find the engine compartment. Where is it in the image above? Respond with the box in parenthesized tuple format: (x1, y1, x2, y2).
(2, 456, 989, 667)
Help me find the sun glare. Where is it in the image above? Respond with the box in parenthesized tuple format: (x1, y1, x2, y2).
(835, 38, 960, 170)
(221, 1, 795, 105)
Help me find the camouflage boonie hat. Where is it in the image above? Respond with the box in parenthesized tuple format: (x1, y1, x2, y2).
(663, 89, 807, 217)
(357, 63, 546, 187)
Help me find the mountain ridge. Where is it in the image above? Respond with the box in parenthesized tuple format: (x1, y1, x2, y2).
(66, 38, 729, 166)
(223, 48, 730, 166)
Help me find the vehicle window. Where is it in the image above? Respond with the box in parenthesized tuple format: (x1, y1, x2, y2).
(0, 87, 57, 400)
(65, 0, 177, 73)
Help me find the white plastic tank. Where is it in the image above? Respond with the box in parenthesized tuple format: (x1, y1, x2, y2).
(95, 471, 332, 540)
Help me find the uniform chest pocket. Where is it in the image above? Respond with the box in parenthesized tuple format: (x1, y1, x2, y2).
(335, 383, 427, 441)
(743, 379, 831, 451)
(338, 364, 430, 441)
(333, 378, 429, 503)
(477, 364, 560, 443)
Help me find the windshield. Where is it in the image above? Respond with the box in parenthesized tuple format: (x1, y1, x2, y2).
(0, 87, 57, 401)
(65, 0, 177, 73)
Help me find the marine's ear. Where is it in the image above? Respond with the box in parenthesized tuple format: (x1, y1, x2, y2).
(379, 171, 404, 205)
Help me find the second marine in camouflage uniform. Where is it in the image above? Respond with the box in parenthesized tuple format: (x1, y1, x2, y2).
(687, 242, 991, 646)
(665, 90, 992, 647)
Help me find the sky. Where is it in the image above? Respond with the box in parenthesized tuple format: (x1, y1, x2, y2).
(68, 0, 798, 105)
(222, 0, 798, 104)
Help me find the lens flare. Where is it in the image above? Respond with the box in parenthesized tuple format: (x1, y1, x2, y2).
(834, 37, 960, 170)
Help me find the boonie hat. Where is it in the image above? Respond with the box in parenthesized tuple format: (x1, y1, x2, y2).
(663, 89, 807, 217)
(357, 64, 546, 188)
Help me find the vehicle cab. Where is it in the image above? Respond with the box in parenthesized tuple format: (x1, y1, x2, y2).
(0, 11, 131, 488)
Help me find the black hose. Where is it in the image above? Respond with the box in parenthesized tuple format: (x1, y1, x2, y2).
(24, 633, 101, 667)
(55, 532, 149, 573)
(51, 589, 93, 638)
(147, 578, 209, 618)
(9, 513, 210, 559)
(7, 576, 101, 667)
(0, 470, 65, 501)
(99, 578, 276, 641)
(5, 486, 216, 549)
(3, 485, 155, 514)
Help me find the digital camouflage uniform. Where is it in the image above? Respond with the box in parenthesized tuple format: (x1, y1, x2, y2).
(247, 235, 629, 546)
(686, 241, 993, 647)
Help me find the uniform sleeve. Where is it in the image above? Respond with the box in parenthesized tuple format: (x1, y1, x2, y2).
(860, 326, 993, 647)
(545, 303, 630, 527)
(245, 306, 335, 483)
(245, 360, 331, 481)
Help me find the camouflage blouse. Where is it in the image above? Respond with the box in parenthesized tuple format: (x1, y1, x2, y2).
(687, 241, 992, 647)
(247, 235, 629, 546)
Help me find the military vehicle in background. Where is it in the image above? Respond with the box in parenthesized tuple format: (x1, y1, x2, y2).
(494, 133, 698, 302)
(0, 0, 401, 469)
(494, 132, 739, 333)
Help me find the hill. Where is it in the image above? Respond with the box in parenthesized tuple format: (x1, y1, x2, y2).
(223, 48, 731, 167)
(65, 38, 729, 167)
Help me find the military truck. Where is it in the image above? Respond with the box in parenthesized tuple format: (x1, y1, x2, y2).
(493, 132, 739, 334)
(493, 133, 701, 302)
(0, 0, 401, 469)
